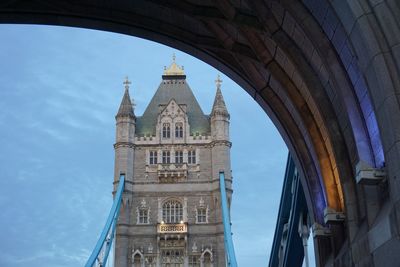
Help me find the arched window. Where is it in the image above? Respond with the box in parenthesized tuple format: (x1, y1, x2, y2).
(201, 250, 213, 267)
(132, 251, 144, 267)
(162, 200, 183, 223)
(203, 252, 212, 267)
(175, 122, 183, 138)
(133, 254, 141, 267)
(162, 123, 170, 138)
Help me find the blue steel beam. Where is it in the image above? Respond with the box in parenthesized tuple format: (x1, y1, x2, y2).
(269, 155, 308, 267)
(85, 174, 125, 267)
(219, 171, 238, 267)
(283, 170, 307, 267)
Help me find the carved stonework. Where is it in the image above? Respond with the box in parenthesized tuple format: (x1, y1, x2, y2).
(192, 242, 198, 253)
(136, 199, 150, 224)
(114, 58, 231, 267)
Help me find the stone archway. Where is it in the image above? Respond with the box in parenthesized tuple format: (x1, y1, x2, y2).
(1, 1, 399, 266)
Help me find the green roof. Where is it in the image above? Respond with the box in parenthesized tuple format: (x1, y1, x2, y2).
(136, 77, 210, 136)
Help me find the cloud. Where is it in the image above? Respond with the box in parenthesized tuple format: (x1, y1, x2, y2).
(0, 24, 292, 267)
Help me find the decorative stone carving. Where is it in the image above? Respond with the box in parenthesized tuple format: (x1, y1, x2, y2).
(192, 242, 198, 253)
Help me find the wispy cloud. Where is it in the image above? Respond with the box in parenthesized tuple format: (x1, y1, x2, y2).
(0, 24, 289, 267)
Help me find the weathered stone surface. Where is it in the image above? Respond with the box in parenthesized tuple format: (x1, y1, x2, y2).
(114, 68, 232, 266)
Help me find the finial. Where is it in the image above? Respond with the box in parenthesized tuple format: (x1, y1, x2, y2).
(140, 198, 146, 208)
(163, 53, 185, 76)
(215, 74, 222, 89)
(123, 76, 131, 91)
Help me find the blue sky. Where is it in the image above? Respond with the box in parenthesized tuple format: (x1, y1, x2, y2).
(0, 24, 290, 266)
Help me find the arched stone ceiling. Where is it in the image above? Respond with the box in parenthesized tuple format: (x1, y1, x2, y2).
(1, 1, 400, 266)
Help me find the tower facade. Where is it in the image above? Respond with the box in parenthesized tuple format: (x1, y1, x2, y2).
(113, 58, 232, 267)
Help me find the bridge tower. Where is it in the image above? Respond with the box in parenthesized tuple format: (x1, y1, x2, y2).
(113, 57, 233, 267)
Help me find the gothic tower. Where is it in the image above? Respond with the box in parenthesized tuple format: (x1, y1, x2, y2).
(114, 57, 232, 267)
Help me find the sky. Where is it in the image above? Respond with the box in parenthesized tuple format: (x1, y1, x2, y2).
(0, 24, 296, 266)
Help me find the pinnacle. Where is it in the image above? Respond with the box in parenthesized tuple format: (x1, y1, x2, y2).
(211, 76, 229, 118)
(116, 78, 135, 119)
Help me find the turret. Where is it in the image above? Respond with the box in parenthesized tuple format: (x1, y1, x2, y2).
(211, 74, 230, 141)
(210, 75, 231, 179)
(114, 77, 136, 188)
(210, 75, 232, 248)
(114, 77, 136, 267)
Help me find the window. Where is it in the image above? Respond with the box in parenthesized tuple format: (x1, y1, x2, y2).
(189, 256, 200, 267)
(175, 122, 183, 138)
(188, 150, 196, 164)
(203, 252, 212, 267)
(162, 123, 170, 138)
(137, 199, 150, 224)
(161, 249, 184, 266)
(162, 200, 183, 223)
(133, 254, 142, 267)
(197, 208, 207, 223)
(162, 151, 170, 164)
(149, 151, 157, 165)
(139, 209, 149, 224)
(145, 256, 156, 267)
(175, 151, 183, 164)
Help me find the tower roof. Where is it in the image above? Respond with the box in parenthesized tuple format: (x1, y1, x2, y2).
(136, 79, 210, 136)
(136, 57, 210, 136)
(116, 77, 135, 118)
(211, 75, 229, 118)
(162, 53, 186, 79)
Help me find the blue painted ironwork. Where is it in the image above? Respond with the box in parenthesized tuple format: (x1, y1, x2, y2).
(219, 171, 238, 267)
(85, 174, 125, 267)
(269, 155, 308, 267)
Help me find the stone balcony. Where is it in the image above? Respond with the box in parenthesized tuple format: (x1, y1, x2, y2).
(157, 163, 188, 182)
(157, 223, 187, 234)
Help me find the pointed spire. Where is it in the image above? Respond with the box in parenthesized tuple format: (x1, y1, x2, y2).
(116, 77, 135, 119)
(211, 74, 229, 118)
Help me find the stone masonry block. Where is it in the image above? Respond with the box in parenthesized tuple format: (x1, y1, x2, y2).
(309, 50, 322, 77)
(282, 11, 296, 36)
(292, 25, 305, 47)
(330, 0, 358, 34)
(311, 0, 329, 24)
(374, 2, 400, 47)
(301, 36, 314, 62)
(324, 7, 340, 39)
(331, 24, 347, 52)
(350, 14, 389, 70)
(339, 41, 354, 70)
(373, 236, 400, 266)
(354, 75, 368, 102)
